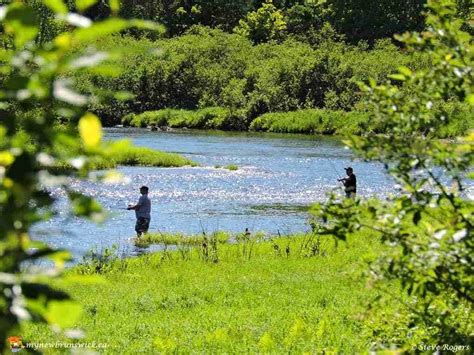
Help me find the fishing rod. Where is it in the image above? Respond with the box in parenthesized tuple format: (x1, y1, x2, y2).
(328, 159, 343, 181)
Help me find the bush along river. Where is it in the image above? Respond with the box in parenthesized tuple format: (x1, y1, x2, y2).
(33, 128, 392, 260)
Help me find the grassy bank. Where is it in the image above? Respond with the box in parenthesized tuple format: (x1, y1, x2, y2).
(121, 107, 369, 134)
(122, 107, 241, 130)
(122, 105, 473, 137)
(54, 140, 197, 171)
(250, 110, 368, 135)
(21, 232, 406, 353)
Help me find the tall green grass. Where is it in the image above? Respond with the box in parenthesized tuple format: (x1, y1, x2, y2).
(250, 105, 473, 137)
(20, 232, 407, 353)
(250, 109, 369, 135)
(123, 105, 472, 137)
(53, 140, 197, 171)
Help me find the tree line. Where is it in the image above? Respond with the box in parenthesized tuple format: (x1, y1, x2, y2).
(26, 0, 473, 45)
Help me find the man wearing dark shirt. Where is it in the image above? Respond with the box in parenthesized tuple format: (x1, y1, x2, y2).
(339, 167, 357, 199)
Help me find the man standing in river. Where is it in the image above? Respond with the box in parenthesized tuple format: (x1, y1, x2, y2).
(127, 186, 151, 237)
(338, 167, 357, 199)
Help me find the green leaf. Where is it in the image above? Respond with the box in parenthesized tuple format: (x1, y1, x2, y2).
(43, 0, 68, 14)
(398, 66, 413, 77)
(388, 74, 406, 81)
(4, 3, 39, 47)
(109, 0, 121, 13)
(68, 191, 103, 219)
(73, 18, 128, 42)
(45, 300, 82, 328)
(129, 19, 165, 33)
(78, 113, 102, 148)
(72, 18, 164, 43)
(466, 93, 474, 105)
(76, 0, 99, 12)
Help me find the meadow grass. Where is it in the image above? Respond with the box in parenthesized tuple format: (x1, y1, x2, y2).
(20, 232, 402, 353)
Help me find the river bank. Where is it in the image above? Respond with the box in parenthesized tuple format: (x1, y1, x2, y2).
(121, 106, 473, 137)
(21, 232, 405, 353)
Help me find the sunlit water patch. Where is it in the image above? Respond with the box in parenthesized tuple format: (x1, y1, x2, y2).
(32, 128, 391, 260)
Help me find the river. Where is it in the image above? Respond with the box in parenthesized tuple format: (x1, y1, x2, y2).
(33, 128, 391, 260)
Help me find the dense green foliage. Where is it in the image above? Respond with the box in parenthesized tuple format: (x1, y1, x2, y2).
(77, 30, 429, 126)
(44, 0, 471, 43)
(11, 1, 471, 131)
(312, 0, 473, 346)
(234, 0, 287, 44)
(21, 233, 400, 353)
(0, 0, 167, 351)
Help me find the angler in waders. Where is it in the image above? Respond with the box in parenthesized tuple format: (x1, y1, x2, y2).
(338, 167, 357, 199)
(127, 185, 151, 237)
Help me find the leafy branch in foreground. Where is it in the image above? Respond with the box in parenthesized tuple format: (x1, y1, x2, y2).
(311, 0, 473, 348)
(0, 0, 162, 350)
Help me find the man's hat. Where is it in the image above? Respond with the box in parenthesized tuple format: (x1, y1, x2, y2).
(344, 167, 353, 171)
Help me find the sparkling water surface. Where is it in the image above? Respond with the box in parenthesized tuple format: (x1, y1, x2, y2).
(33, 128, 391, 260)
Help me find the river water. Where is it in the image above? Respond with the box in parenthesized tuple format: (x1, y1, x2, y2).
(33, 128, 391, 260)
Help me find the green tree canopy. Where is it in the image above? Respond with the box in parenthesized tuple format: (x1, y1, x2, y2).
(234, 0, 287, 44)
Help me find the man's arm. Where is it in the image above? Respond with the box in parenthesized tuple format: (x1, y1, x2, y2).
(128, 197, 143, 210)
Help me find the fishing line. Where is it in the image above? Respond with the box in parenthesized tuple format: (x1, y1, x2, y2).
(328, 159, 343, 180)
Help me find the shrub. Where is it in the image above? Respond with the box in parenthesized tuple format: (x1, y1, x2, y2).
(312, 0, 473, 347)
(71, 28, 426, 126)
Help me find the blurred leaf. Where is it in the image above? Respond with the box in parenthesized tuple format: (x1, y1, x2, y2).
(398, 66, 413, 77)
(467, 93, 474, 105)
(54, 33, 72, 49)
(109, 0, 120, 14)
(59, 13, 92, 28)
(22, 283, 70, 301)
(69, 52, 108, 69)
(4, 3, 39, 47)
(114, 91, 135, 100)
(68, 191, 104, 222)
(48, 250, 73, 268)
(78, 113, 102, 148)
(73, 18, 128, 41)
(43, 0, 68, 15)
(388, 74, 406, 81)
(0, 151, 14, 166)
(45, 300, 82, 328)
(76, 0, 99, 12)
(53, 79, 88, 105)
